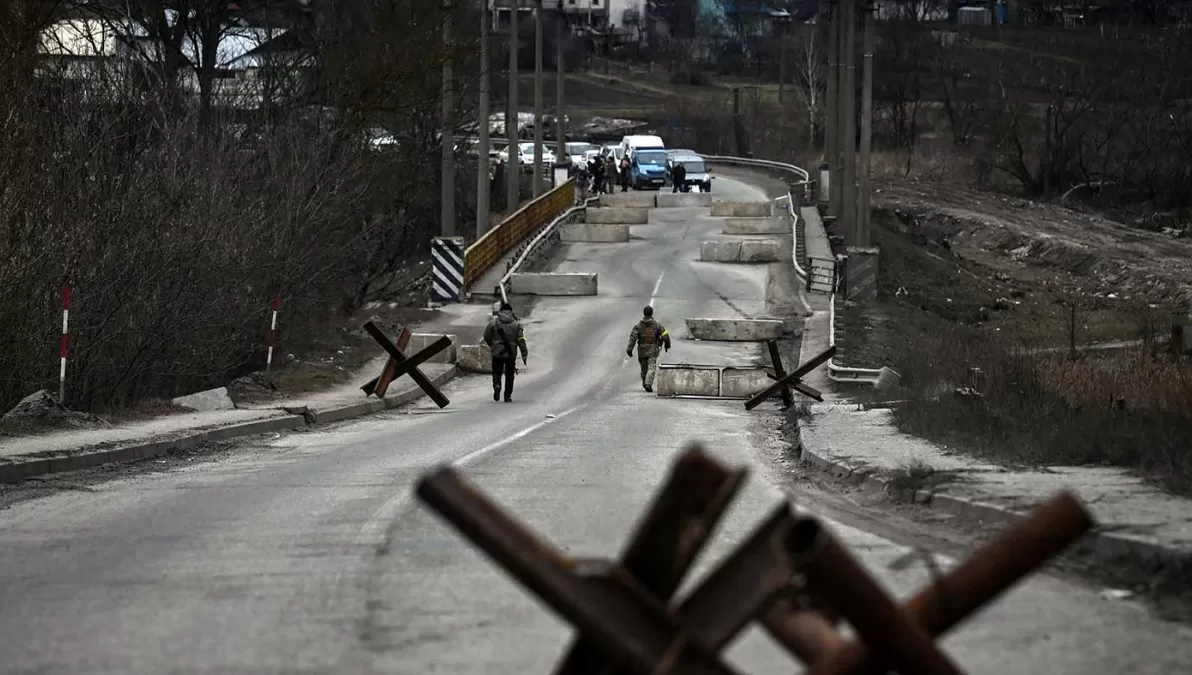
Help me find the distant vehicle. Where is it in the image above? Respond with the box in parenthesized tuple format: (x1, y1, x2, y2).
(666, 152, 713, 193)
(497, 142, 557, 170)
(565, 142, 596, 168)
(629, 148, 669, 190)
(620, 134, 665, 160)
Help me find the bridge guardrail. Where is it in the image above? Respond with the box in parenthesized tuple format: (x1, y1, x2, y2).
(464, 178, 577, 292)
(704, 155, 890, 387)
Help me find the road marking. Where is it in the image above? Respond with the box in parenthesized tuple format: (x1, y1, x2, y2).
(648, 269, 666, 307)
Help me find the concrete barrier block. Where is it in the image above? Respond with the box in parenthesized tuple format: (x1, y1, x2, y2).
(699, 240, 742, 262)
(711, 201, 773, 217)
(722, 217, 789, 235)
(656, 192, 712, 208)
(458, 344, 492, 373)
(656, 365, 720, 397)
(686, 318, 786, 341)
(586, 207, 649, 224)
(561, 223, 631, 243)
(407, 333, 457, 363)
(720, 368, 773, 398)
(172, 387, 235, 411)
(596, 193, 656, 208)
(510, 272, 598, 296)
(739, 239, 781, 262)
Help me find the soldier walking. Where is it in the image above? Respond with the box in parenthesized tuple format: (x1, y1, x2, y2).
(484, 302, 528, 402)
(626, 305, 671, 392)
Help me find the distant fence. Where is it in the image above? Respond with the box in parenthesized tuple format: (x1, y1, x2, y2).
(464, 178, 576, 291)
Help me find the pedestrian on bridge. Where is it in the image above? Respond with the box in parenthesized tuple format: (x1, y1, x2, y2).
(626, 305, 670, 393)
(484, 302, 528, 402)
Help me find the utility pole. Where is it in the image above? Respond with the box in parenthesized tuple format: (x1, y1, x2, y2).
(778, 19, 788, 104)
(476, 0, 491, 237)
(843, 0, 857, 245)
(532, 0, 544, 198)
(440, 0, 456, 237)
(858, 0, 874, 246)
(507, 0, 520, 213)
(555, 0, 566, 162)
(825, 0, 839, 218)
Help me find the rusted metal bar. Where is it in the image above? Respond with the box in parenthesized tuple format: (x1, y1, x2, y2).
(767, 340, 794, 408)
(415, 467, 743, 675)
(746, 345, 836, 411)
(362, 321, 450, 408)
(806, 492, 1094, 675)
(361, 327, 412, 397)
(787, 518, 965, 675)
(675, 505, 799, 649)
(764, 370, 824, 401)
(554, 445, 747, 675)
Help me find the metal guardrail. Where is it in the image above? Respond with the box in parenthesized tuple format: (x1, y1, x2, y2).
(464, 178, 577, 291)
(704, 155, 893, 388)
(497, 193, 600, 305)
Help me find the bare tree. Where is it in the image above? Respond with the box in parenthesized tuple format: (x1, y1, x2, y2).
(791, 23, 824, 146)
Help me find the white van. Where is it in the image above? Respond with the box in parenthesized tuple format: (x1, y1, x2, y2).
(620, 134, 665, 159)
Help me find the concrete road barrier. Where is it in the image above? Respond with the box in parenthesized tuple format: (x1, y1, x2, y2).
(711, 201, 773, 217)
(561, 223, 630, 243)
(457, 344, 492, 373)
(510, 272, 598, 296)
(699, 240, 742, 262)
(656, 192, 712, 208)
(719, 367, 773, 398)
(586, 207, 649, 224)
(699, 239, 780, 262)
(722, 217, 789, 235)
(686, 318, 785, 341)
(596, 192, 656, 208)
(407, 333, 457, 363)
(656, 365, 720, 397)
(172, 387, 235, 411)
(739, 239, 781, 262)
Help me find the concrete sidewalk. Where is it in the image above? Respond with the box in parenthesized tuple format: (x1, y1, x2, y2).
(0, 304, 495, 476)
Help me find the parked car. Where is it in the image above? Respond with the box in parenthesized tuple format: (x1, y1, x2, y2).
(629, 148, 670, 190)
(665, 152, 714, 193)
(565, 142, 596, 168)
(497, 142, 557, 170)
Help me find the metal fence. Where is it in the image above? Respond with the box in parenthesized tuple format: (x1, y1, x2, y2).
(464, 178, 576, 291)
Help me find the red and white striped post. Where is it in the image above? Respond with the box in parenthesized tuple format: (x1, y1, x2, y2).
(59, 285, 71, 402)
(266, 294, 281, 371)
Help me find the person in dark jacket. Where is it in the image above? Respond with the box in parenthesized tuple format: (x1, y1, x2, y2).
(671, 161, 687, 193)
(626, 305, 671, 392)
(484, 302, 528, 402)
(590, 156, 605, 195)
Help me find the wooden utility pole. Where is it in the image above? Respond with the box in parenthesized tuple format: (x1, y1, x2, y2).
(507, 1, 520, 212)
(858, 0, 875, 246)
(477, 0, 491, 237)
(440, 0, 456, 237)
(555, 1, 566, 161)
(532, 0, 544, 197)
(842, 0, 857, 245)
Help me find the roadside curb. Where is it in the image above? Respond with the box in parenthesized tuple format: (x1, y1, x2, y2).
(793, 417, 1191, 570)
(0, 366, 459, 485)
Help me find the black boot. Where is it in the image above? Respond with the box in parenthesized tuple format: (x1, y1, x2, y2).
(493, 388, 500, 402)
(504, 393, 513, 403)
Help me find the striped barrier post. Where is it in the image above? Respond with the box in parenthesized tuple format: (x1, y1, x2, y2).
(266, 294, 281, 371)
(431, 237, 466, 304)
(845, 246, 880, 302)
(59, 285, 71, 402)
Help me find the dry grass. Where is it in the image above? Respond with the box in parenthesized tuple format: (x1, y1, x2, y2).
(1037, 352, 1192, 418)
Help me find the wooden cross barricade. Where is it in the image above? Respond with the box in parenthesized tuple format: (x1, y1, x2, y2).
(359, 320, 452, 408)
(415, 444, 1095, 675)
(745, 344, 837, 411)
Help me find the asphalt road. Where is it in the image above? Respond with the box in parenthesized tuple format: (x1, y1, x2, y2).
(2, 177, 1191, 674)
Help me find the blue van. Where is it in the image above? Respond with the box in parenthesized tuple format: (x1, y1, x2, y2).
(630, 148, 669, 190)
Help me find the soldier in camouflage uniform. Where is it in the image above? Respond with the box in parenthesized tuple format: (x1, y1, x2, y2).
(626, 305, 671, 392)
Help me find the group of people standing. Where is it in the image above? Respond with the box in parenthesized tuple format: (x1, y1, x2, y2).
(587, 153, 630, 195)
